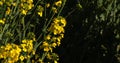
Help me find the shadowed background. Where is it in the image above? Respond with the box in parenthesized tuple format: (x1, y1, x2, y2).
(54, 0, 120, 63)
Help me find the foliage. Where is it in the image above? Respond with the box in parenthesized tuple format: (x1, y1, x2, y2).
(59, 0, 120, 63)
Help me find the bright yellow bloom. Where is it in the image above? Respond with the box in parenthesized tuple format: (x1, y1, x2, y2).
(20, 55, 24, 61)
(6, 7, 11, 15)
(22, 39, 27, 43)
(54, 60, 58, 63)
(21, 44, 27, 52)
(43, 41, 49, 47)
(56, 37, 61, 42)
(44, 47, 49, 52)
(51, 43, 57, 48)
(45, 35, 51, 40)
(55, 0, 62, 7)
(0, 43, 21, 63)
(21, 10, 27, 15)
(38, 11, 43, 17)
(0, 19, 5, 24)
(28, 4, 34, 10)
(53, 29, 58, 35)
(60, 17, 67, 27)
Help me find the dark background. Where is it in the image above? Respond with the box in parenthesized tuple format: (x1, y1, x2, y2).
(55, 0, 120, 63)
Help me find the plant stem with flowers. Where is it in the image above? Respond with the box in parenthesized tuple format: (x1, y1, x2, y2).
(0, 0, 67, 63)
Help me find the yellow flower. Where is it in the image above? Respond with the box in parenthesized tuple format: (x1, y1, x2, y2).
(38, 11, 43, 17)
(0, 1, 3, 6)
(28, 4, 34, 10)
(21, 10, 27, 15)
(55, 0, 62, 7)
(9, 49, 17, 58)
(43, 41, 49, 47)
(46, 3, 50, 8)
(60, 17, 67, 27)
(44, 47, 49, 52)
(56, 37, 61, 42)
(53, 29, 58, 35)
(25, 55, 30, 59)
(51, 43, 57, 48)
(33, 38, 36, 41)
(52, 7, 57, 13)
(38, 59, 44, 63)
(6, 7, 11, 15)
(27, 0, 33, 4)
(12, 3, 16, 6)
(57, 41, 61, 46)
(8, 60, 14, 63)
(20, 55, 24, 61)
(22, 39, 27, 43)
(45, 35, 51, 40)
(60, 34, 64, 38)
(32, 50, 35, 55)
(6, 2, 11, 6)
(21, 44, 27, 52)
(54, 60, 58, 63)
(0, 19, 5, 24)
(47, 53, 52, 59)
(5, 43, 12, 50)
(0, 43, 21, 63)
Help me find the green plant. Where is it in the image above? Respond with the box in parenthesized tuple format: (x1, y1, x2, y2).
(0, 0, 67, 63)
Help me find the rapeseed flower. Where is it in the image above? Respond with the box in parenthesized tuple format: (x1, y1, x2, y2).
(38, 11, 43, 17)
(46, 3, 50, 8)
(21, 10, 27, 15)
(44, 47, 49, 52)
(51, 43, 57, 48)
(0, 1, 3, 6)
(20, 55, 24, 61)
(6, 7, 11, 15)
(0, 43, 21, 63)
(0, 19, 5, 24)
(52, 7, 57, 13)
(55, 0, 62, 7)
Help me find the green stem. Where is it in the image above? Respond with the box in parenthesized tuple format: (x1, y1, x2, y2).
(57, 0, 67, 17)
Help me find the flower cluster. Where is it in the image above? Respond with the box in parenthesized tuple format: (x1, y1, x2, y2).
(21, 39, 34, 53)
(0, 0, 34, 15)
(0, 0, 67, 63)
(0, 38, 36, 63)
(39, 16, 66, 62)
(20, 0, 34, 15)
(41, 16, 66, 52)
(19, 39, 35, 62)
(37, 5, 44, 17)
(49, 16, 66, 35)
(0, 43, 21, 63)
